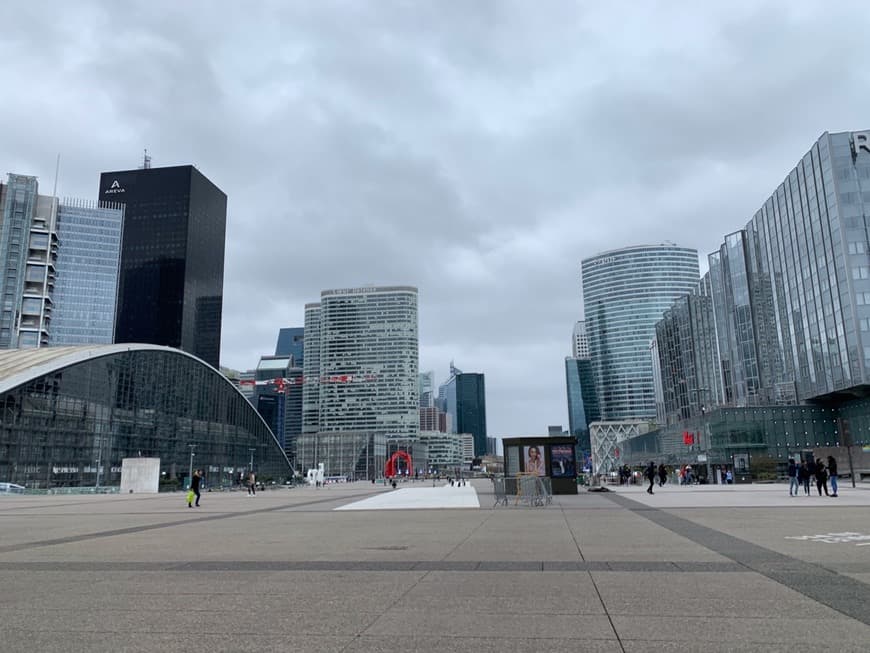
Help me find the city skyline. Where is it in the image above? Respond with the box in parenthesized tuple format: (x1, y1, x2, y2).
(2, 2, 869, 436)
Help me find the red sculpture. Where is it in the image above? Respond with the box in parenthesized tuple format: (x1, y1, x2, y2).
(385, 450, 412, 478)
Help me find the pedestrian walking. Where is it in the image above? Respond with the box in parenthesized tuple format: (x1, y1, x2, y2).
(189, 469, 202, 508)
(815, 458, 829, 496)
(787, 458, 798, 496)
(645, 461, 656, 495)
(247, 471, 257, 496)
(725, 469, 733, 485)
(798, 461, 810, 495)
(658, 464, 667, 487)
(827, 455, 839, 497)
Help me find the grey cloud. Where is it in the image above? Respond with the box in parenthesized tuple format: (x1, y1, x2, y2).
(2, 0, 869, 435)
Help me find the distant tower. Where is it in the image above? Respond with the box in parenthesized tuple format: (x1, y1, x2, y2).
(141, 149, 152, 169)
(582, 244, 699, 421)
(572, 320, 589, 359)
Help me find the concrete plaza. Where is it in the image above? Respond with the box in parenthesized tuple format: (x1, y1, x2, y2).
(1, 480, 869, 652)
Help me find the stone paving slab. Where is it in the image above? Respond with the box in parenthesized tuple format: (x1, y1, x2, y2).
(0, 631, 356, 653)
(610, 614, 870, 645)
(591, 571, 848, 618)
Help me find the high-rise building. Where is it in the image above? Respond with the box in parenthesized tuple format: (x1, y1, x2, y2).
(0, 174, 124, 349)
(572, 320, 589, 359)
(652, 275, 723, 425)
(418, 370, 435, 408)
(275, 326, 304, 364)
(301, 303, 321, 436)
(297, 286, 419, 476)
(655, 130, 870, 415)
(582, 244, 699, 421)
(0, 174, 56, 348)
(252, 355, 294, 450)
(99, 165, 227, 368)
(50, 199, 125, 345)
(441, 367, 488, 456)
(609, 130, 870, 469)
(565, 356, 600, 450)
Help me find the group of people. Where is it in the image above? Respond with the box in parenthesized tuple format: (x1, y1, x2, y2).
(188, 470, 259, 508)
(788, 456, 839, 497)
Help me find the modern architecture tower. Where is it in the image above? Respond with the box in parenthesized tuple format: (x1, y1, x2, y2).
(440, 365, 488, 456)
(582, 244, 699, 421)
(572, 320, 589, 359)
(275, 326, 304, 363)
(0, 174, 56, 348)
(298, 286, 419, 476)
(301, 303, 321, 436)
(99, 165, 227, 368)
(51, 199, 125, 345)
(654, 130, 870, 420)
(565, 356, 599, 450)
(0, 174, 124, 349)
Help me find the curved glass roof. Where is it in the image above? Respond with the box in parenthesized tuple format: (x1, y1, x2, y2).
(0, 344, 215, 395)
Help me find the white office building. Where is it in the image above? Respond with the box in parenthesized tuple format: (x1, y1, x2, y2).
(297, 286, 419, 477)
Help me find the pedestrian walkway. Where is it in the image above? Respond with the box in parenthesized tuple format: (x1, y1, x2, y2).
(335, 483, 479, 510)
(0, 481, 868, 652)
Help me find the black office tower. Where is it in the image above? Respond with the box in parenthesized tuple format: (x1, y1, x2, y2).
(99, 166, 227, 368)
(456, 373, 487, 457)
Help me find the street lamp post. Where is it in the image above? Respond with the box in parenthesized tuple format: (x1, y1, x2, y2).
(248, 448, 255, 472)
(187, 444, 196, 489)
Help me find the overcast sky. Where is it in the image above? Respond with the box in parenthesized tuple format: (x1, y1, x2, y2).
(1, 1, 869, 437)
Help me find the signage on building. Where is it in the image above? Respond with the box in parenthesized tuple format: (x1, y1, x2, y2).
(587, 256, 616, 267)
(853, 131, 870, 155)
(104, 179, 126, 195)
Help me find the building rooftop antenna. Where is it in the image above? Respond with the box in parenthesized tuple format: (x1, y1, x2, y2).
(141, 148, 151, 169)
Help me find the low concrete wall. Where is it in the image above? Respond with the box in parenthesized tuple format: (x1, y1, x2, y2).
(120, 458, 160, 494)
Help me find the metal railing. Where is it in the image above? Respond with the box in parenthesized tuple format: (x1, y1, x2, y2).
(490, 475, 552, 508)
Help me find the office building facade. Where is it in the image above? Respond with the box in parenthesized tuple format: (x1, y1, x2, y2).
(0, 174, 124, 349)
(51, 199, 124, 345)
(0, 174, 57, 348)
(582, 244, 699, 421)
(297, 286, 419, 475)
(99, 165, 227, 368)
(301, 303, 321, 436)
(418, 370, 435, 408)
(275, 326, 304, 364)
(628, 130, 870, 473)
(441, 367, 488, 456)
(565, 356, 600, 450)
(652, 275, 723, 425)
(572, 320, 589, 359)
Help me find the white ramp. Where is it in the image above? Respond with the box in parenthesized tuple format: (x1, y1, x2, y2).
(335, 484, 479, 510)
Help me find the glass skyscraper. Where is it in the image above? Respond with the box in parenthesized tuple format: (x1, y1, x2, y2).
(275, 326, 304, 364)
(0, 175, 124, 349)
(50, 199, 124, 345)
(453, 372, 487, 457)
(582, 245, 700, 421)
(99, 165, 227, 368)
(565, 356, 599, 449)
(655, 130, 870, 415)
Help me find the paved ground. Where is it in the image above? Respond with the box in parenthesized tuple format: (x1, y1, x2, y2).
(0, 480, 869, 652)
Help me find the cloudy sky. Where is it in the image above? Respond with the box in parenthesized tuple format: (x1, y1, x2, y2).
(1, 1, 869, 436)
